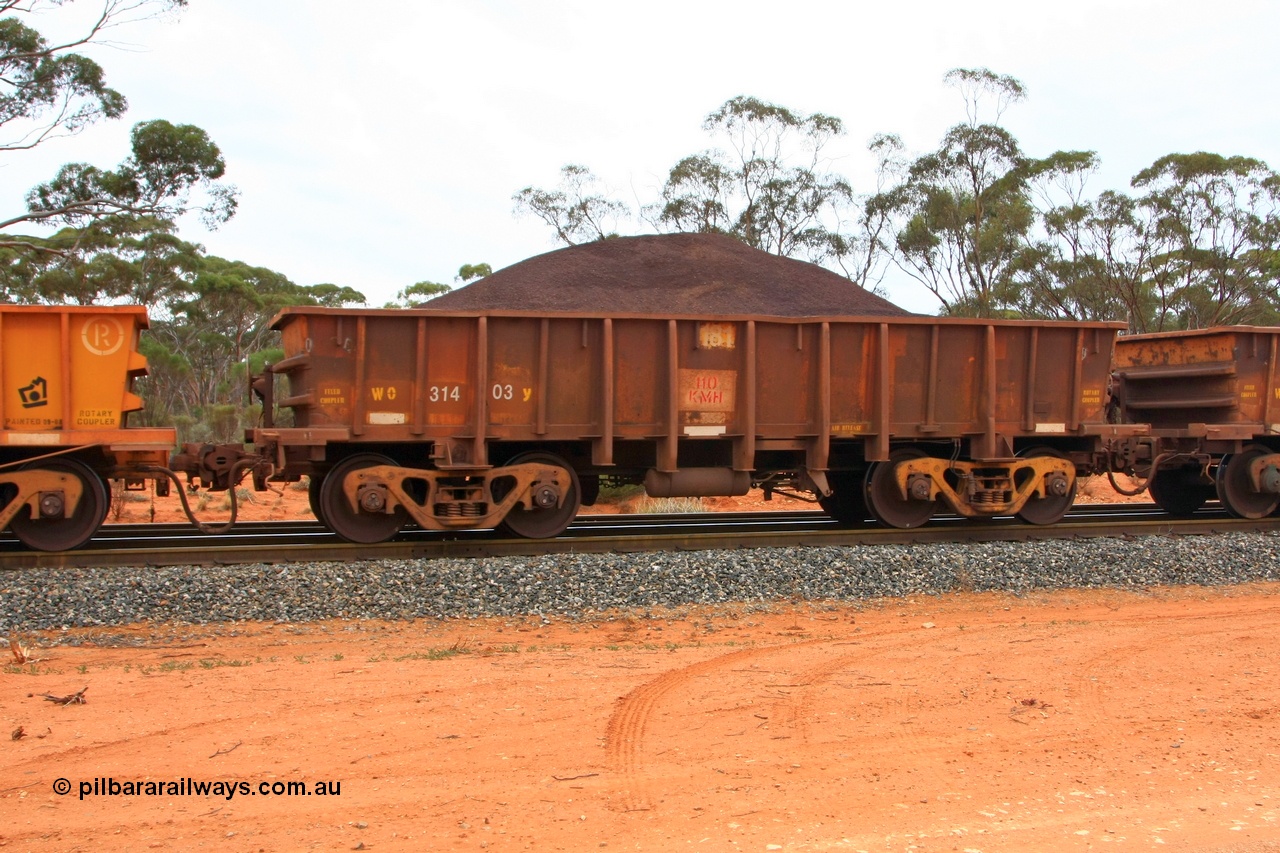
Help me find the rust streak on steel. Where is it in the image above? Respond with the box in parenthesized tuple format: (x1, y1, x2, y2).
(598, 318, 614, 466)
(0, 312, 4, 428)
(536, 318, 549, 436)
(352, 316, 367, 437)
(1265, 334, 1277, 429)
(737, 320, 756, 472)
(662, 320, 678, 472)
(873, 323, 891, 462)
(412, 316, 427, 435)
(925, 325, 939, 432)
(982, 324, 997, 459)
(1024, 327, 1039, 432)
(473, 316, 488, 465)
(1071, 328, 1084, 432)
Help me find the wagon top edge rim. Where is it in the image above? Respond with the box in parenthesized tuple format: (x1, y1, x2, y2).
(268, 306, 1131, 333)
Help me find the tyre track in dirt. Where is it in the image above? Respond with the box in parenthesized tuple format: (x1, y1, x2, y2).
(773, 623, 1009, 805)
(604, 624, 983, 812)
(604, 640, 826, 811)
(1071, 606, 1280, 734)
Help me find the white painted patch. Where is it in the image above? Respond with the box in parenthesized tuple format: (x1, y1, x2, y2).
(367, 412, 406, 425)
(1034, 423, 1066, 433)
(5, 433, 61, 445)
(683, 425, 727, 436)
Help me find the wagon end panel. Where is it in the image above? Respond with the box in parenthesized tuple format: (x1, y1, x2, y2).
(1, 305, 152, 435)
(275, 311, 484, 443)
(1114, 328, 1264, 431)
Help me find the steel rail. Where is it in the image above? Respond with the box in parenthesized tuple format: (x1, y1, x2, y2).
(2, 503, 1275, 570)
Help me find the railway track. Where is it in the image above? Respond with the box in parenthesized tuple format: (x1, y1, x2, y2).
(2, 502, 1277, 570)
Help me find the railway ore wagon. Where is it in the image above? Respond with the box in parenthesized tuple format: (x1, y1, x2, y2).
(1114, 325, 1280, 518)
(0, 305, 176, 550)
(249, 308, 1134, 542)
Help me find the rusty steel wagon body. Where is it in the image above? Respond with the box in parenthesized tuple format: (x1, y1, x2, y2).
(245, 308, 1135, 542)
(0, 305, 178, 550)
(1113, 326, 1280, 518)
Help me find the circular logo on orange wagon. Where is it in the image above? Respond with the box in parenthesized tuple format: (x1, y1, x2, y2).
(80, 317, 126, 356)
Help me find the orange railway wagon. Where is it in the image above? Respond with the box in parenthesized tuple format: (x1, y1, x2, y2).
(250, 308, 1135, 542)
(1114, 326, 1280, 518)
(0, 305, 176, 550)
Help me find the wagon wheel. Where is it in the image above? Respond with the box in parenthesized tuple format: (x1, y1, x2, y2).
(1215, 445, 1280, 519)
(495, 452, 581, 539)
(98, 478, 112, 527)
(863, 449, 935, 529)
(318, 454, 407, 543)
(1147, 466, 1214, 517)
(818, 472, 869, 526)
(9, 458, 107, 551)
(1015, 447, 1077, 526)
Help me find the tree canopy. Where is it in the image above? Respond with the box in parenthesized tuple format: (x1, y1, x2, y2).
(514, 77, 1280, 330)
(0, 1, 374, 443)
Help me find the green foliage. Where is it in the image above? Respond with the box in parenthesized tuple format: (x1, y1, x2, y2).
(2, 1, 234, 312)
(456, 262, 491, 282)
(0, 5, 131, 150)
(385, 279, 451, 308)
(1013, 151, 1280, 331)
(653, 95, 865, 273)
(515, 97, 899, 292)
(299, 282, 365, 307)
(513, 85, 1280, 323)
(0, 215, 202, 304)
(871, 70, 1053, 317)
(20, 118, 237, 232)
(133, 255, 365, 432)
(1129, 152, 1280, 329)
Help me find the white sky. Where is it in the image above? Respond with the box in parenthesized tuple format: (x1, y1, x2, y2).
(5, 0, 1279, 314)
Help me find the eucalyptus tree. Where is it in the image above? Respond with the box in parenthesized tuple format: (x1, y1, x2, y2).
(1, 1, 237, 305)
(1012, 185, 1161, 331)
(0, 215, 202, 306)
(514, 96, 892, 290)
(651, 96, 860, 268)
(873, 68, 1042, 316)
(385, 280, 450, 308)
(137, 258, 365, 437)
(1130, 152, 1280, 329)
(512, 164, 628, 245)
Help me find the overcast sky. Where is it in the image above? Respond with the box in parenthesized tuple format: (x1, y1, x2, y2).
(7, 0, 1279, 313)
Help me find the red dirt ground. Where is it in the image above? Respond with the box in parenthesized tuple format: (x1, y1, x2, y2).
(5, 586, 1280, 851)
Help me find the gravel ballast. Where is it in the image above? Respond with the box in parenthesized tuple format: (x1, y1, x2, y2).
(4, 533, 1280, 637)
